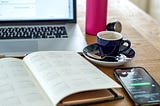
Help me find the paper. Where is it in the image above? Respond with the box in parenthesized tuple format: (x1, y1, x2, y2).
(0, 58, 51, 106)
(24, 51, 121, 106)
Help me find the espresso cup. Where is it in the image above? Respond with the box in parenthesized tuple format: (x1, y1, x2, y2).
(97, 31, 131, 56)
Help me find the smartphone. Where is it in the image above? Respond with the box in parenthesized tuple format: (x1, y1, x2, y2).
(114, 67, 160, 106)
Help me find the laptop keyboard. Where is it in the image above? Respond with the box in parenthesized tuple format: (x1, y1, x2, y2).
(0, 26, 68, 39)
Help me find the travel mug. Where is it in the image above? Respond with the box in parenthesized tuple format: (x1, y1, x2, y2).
(86, 0, 108, 35)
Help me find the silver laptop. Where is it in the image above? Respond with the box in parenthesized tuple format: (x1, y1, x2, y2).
(0, 0, 87, 56)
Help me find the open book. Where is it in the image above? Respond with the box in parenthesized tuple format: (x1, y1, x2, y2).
(0, 51, 123, 106)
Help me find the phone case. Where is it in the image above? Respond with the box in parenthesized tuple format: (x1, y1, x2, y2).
(114, 67, 160, 106)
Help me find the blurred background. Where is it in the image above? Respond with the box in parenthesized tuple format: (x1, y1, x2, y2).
(130, 0, 160, 22)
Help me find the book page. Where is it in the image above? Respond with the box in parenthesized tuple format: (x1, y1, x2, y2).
(0, 58, 51, 106)
(23, 51, 121, 106)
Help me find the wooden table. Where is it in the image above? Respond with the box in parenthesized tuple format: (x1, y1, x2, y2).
(77, 0, 160, 106)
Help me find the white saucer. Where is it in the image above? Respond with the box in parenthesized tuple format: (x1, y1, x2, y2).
(83, 43, 135, 67)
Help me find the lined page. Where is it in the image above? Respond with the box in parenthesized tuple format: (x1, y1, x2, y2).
(0, 58, 51, 106)
(24, 51, 121, 106)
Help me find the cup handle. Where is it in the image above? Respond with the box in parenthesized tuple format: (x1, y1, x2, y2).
(119, 40, 131, 53)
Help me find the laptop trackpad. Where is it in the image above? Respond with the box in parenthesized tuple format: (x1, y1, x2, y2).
(0, 41, 38, 54)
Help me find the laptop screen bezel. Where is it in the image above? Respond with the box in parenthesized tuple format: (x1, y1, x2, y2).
(0, 0, 77, 26)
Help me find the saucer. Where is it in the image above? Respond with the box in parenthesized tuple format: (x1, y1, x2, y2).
(83, 43, 135, 67)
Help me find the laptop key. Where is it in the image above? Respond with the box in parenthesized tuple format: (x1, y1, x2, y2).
(0, 26, 68, 39)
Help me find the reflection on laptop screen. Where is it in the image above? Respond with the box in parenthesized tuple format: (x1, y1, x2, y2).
(0, 0, 74, 21)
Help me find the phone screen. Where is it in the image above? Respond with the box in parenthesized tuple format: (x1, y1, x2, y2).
(114, 67, 160, 105)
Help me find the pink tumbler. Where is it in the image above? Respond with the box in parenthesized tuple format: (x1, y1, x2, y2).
(86, 0, 108, 35)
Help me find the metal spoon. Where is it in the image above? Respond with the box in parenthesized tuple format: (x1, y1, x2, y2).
(86, 52, 124, 62)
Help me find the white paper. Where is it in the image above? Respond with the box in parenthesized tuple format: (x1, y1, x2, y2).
(0, 58, 51, 106)
(24, 51, 121, 106)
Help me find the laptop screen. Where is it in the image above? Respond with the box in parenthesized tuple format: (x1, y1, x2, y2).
(0, 0, 76, 24)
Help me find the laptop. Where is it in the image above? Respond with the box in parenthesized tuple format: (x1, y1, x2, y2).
(0, 0, 87, 56)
